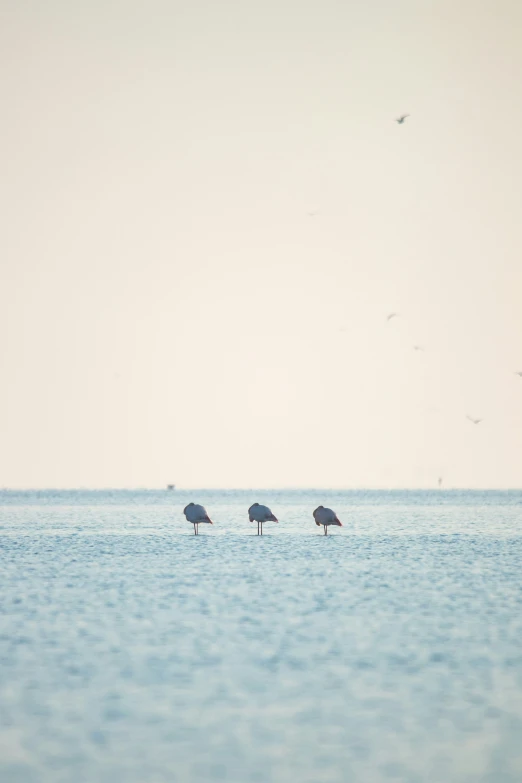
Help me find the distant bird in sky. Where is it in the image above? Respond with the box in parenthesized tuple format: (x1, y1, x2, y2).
(466, 415, 482, 425)
(307, 210, 319, 217)
(396, 114, 409, 124)
(413, 345, 424, 351)
(313, 506, 343, 536)
(183, 502, 213, 535)
(248, 503, 278, 535)
(438, 477, 443, 488)
(515, 371, 522, 377)
(387, 313, 398, 321)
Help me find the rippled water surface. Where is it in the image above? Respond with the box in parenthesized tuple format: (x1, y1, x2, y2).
(1, 489, 522, 783)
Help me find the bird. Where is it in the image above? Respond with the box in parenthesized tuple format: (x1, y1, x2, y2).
(438, 477, 443, 488)
(466, 415, 482, 425)
(515, 372, 522, 377)
(183, 502, 214, 535)
(387, 313, 398, 321)
(313, 506, 343, 536)
(413, 345, 424, 351)
(248, 503, 278, 535)
(396, 114, 409, 124)
(307, 210, 319, 217)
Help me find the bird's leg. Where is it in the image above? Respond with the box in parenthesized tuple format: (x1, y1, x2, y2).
(257, 521, 259, 535)
(260, 522, 263, 535)
(194, 524, 197, 535)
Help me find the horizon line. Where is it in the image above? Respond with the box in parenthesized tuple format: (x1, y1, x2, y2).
(1, 486, 522, 492)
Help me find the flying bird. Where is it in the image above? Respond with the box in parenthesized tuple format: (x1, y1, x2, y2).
(387, 313, 398, 322)
(515, 372, 522, 377)
(183, 502, 214, 535)
(413, 345, 424, 351)
(466, 415, 482, 425)
(313, 506, 343, 536)
(307, 210, 319, 217)
(396, 114, 410, 124)
(248, 503, 278, 535)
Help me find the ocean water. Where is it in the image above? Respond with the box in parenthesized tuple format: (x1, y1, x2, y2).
(1, 489, 522, 783)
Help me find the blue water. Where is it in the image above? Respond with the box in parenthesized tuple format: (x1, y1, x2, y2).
(1, 490, 522, 782)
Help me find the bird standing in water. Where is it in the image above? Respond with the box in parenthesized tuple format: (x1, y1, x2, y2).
(183, 503, 213, 535)
(248, 503, 278, 535)
(313, 506, 343, 535)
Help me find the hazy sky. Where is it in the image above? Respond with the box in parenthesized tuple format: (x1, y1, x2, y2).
(1, 0, 522, 488)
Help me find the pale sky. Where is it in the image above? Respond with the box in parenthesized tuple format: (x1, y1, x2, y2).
(1, 0, 522, 488)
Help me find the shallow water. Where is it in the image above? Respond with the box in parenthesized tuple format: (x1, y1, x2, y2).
(1, 490, 522, 782)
